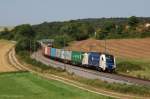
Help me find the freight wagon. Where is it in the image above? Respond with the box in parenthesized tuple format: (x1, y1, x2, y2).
(42, 46, 116, 72)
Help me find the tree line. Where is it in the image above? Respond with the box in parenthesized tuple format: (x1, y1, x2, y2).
(0, 16, 150, 52)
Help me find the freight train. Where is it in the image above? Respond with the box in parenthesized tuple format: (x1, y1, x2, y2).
(42, 46, 116, 72)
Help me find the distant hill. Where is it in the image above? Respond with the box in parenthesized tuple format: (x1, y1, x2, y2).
(32, 17, 150, 41)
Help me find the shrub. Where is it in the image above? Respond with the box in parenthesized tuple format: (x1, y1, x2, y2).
(116, 61, 143, 72)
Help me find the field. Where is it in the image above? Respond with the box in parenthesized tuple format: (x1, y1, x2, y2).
(0, 72, 112, 99)
(66, 38, 150, 79)
(0, 40, 18, 72)
(67, 38, 150, 59)
(0, 26, 14, 31)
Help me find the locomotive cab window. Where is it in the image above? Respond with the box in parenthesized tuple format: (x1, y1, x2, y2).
(102, 57, 104, 61)
(106, 55, 114, 64)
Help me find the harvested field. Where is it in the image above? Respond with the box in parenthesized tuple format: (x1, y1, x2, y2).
(0, 40, 18, 72)
(66, 38, 150, 60)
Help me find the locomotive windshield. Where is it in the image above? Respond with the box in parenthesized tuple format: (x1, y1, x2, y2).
(106, 55, 114, 64)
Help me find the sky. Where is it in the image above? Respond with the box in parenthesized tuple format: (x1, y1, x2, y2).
(0, 0, 150, 26)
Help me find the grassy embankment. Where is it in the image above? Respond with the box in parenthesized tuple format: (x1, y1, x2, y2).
(0, 72, 111, 99)
(116, 58, 150, 80)
(17, 51, 150, 97)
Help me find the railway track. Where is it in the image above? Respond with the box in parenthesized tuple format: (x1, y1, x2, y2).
(9, 48, 150, 99)
(32, 50, 150, 86)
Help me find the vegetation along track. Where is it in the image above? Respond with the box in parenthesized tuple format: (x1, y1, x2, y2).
(32, 50, 150, 86)
(8, 48, 150, 99)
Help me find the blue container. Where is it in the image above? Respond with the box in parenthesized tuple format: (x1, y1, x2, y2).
(88, 52, 100, 67)
(50, 48, 56, 57)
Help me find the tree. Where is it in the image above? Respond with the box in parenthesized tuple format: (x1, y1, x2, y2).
(97, 21, 116, 39)
(128, 16, 139, 27)
(53, 34, 72, 48)
(12, 24, 36, 41)
(15, 37, 38, 53)
(0, 28, 13, 40)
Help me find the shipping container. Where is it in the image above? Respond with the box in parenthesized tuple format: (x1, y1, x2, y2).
(82, 53, 89, 65)
(55, 49, 62, 58)
(50, 48, 56, 57)
(64, 51, 72, 61)
(71, 51, 84, 64)
(42, 47, 45, 55)
(61, 50, 65, 59)
(45, 47, 51, 56)
(88, 52, 100, 67)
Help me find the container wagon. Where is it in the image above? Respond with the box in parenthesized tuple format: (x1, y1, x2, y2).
(42, 46, 116, 72)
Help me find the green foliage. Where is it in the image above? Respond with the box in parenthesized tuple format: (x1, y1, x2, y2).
(141, 32, 150, 38)
(15, 38, 39, 53)
(59, 22, 94, 40)
(0, 28, 13, 40)
(12, 24, 39, 53)
(53, 34, 73, 48)
(68, 74, 150, 96)
(116, 61, 143, 72)
(12, 24, 35, 41)
(96, 21, 117, 39)
(128, 16, 139, 27)
(17, 51, 51, 70)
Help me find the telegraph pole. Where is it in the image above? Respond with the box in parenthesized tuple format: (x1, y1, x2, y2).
(30, 39, 32, 57)
(34, 40, 36, 59)
(104, 33, 107, 54)
(63, 35, 66, 70)
(105, 37, 106, 53)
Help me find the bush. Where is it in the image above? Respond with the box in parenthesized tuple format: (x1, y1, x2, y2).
(53, 34, 73, 48)
(15, 38, 39, 53)
(0, 28, 13, 40)
(116, 61, 143, 72)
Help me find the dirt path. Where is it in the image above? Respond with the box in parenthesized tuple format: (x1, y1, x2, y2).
(0, 40, 18, 72)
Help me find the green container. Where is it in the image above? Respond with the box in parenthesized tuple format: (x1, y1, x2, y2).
(71, 51, 84, 64)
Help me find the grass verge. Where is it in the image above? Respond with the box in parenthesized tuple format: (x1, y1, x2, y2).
(0, 72, 111, 99)
(116, 58, 150, 80)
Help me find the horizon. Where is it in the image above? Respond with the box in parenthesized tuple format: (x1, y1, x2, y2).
(1, 16, 150, 27)
(1, 0, 150, 26)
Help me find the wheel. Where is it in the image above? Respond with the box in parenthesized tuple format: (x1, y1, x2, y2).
(97, 67, 102, 72)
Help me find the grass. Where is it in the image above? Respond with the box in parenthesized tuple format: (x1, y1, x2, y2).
(116, 58, 150, 80)
(17, 51, 150, 97)
(0, 72, 113, 99)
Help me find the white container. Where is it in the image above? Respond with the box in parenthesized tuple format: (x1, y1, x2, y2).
(82, 53, 89, 65)
(56, 49, 62, 58)
(64, 51, 72, 61)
